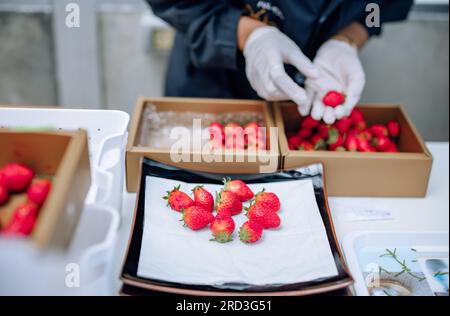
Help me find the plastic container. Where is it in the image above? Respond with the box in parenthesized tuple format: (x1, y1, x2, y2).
(0, 107, 129, 212)
(0, 203, 119, 295)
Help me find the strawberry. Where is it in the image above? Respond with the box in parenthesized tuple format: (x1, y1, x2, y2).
(0, 185, 8, 206)
(328, 132, 344, 151)
(182, 205, 214, 231)
(311, 134, 326, 150)
(223, 178, 254, 202)
(192, 185, 214, 213)
(357, 138, 377, 152)
(383, 145, 400, 153)
(349, 108, 366, 130)
(370, 124, 389, 137)
(1, 163, 34, 193)
(323, 91, 345, 108)
(209, 121, 225, 143)
(358, 129, 373, 142)
(215, 190, 242, 216)
(297, 128, 313, 140)
(27, 180, 52, 206)
(210, 214, 235, 243)
(372, 135, 393, 151)
(301, 115, 320, 130)
(0, 171, 7, 188)
(334, 117, 352, 134)
(297, 140, 314, 151)
(225, 123, 245, 149)
(254, 189, 280, 212)
(2, 202, 39, 236)
(387, 120, 401, 138)
(243, 122, 260, 139)
(344, 133, 359, 152)
(163, 185, 195, 212)
(239, 221, 263, 244)
(317, 124, 331, 139)
(247, 203, 281, 229)
(288, 135, 302, 150)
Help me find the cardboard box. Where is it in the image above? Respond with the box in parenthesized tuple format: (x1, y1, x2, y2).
(0, 130, 91, 248)
(274, 103, 433, 197)
(126, 97, 280, 192)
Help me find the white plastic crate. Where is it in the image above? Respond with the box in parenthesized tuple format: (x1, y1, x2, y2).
(0, 203, 119, 295)
(0, 107, 129, 212)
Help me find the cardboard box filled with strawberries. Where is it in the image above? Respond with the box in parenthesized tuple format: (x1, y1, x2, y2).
(0, 130, 91, 248)
(126, 97, 280, 193)
(274, 99, 433, 197)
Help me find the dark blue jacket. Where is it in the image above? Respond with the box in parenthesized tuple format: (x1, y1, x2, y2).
(146, 0, 413, 99)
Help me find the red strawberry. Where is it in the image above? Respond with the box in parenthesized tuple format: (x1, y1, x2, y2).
(301, 115, 320, 130)
(210, 214, 235, 243)
(0, 185, 9, 206)
(344, 133, 359, 152)
(384, 145, 400, 153)
(215, 190, 242, 216)
(254, 189, 280, 212)
(317, 124, 330, 139)
(323, 91, 346, 108)
(27, 180, 52, 206)
(223, 178, 254, 202)
(1, 163, 34, 193)
(372, 135, 393, 151)
(0, 171, 7, 188)
(387, 120, 401, 138)
(243, 122, 260, 138)
(297, 128, 313, 140)
(357, 138, 377, 152)
(349, 108, 366, 130)
(209, 121, 225, 142)
(239, 221, 263, 244)
(311, 134, 326, 150)
(247, 203, 281, 229)
(297, 140, 314, 151)
(2, 202, 39, 236)
(370, 124, 389, 137)
(225, 123, 245, 149)
(192, 185, 214, 213)
(358, 129, 373, 142)
(328, 130, 344, 151)
(182, 205, 214, 231)
(163, 185, 195, 212)
(335, 117, 352, 134)
(288, 135, 301, 150)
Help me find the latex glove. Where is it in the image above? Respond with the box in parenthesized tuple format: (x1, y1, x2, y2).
(244, 26, 319, 115)
(305, 39, 366, 124)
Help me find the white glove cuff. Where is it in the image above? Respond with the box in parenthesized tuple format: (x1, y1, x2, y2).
(243, 26, 279, 56)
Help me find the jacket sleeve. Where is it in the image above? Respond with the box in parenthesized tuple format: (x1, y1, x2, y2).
(359, 0, 414, 36)
(145, 0, 243, 70)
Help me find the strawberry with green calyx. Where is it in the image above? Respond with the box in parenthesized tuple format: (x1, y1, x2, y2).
(372, 135, 393, 152)
(210, 214, 235, 243)
(254, 189, 280, 213)
(239, 221, 263, 244)
(344, 133, 359, 152)
(323, 91, 346, 108)
(327, 130, 344, 151)
(246, 202, 281, 229)
(182, 205, 214, 231)
(163, 185, 195, 212)
(215, 190, 242, 216)
(288, 135, 302, 150)
(349, 108, 367, 130)
(192, 185, 214, 213)
(311, 134, 326, 150)
(370, 124, 389, 138)
(297, 140, 314, 151)
(222, 178, 254, 202)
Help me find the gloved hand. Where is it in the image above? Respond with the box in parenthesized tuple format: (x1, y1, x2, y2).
(305, 39, 366, 124)
(243, 26, 320, 115)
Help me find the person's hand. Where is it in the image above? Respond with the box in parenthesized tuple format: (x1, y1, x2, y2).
(305, 39, 366, 124)
(243, 26, 320, 115)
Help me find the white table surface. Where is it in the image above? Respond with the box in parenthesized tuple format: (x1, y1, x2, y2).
(113, 142, 449, 294)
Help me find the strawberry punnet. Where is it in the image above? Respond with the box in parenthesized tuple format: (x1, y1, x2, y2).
(215, 190, 243, 216)
(323, 91, 345, 108)
(192, 185, 214, 213)
(163, 185, 195, 212)
(254, 189, 281, 213)
(210, 214, 235, 243)
(2, 202, 39, 236)
(239, 221, 263, 244)
(246, 203, 281, 229)
(27, 180, 52, 206)
(223, 178, 254, 202)
(1, 163, 34, 193)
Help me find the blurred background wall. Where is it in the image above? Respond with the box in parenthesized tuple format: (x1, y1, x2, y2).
(0, 0, 448, 141)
